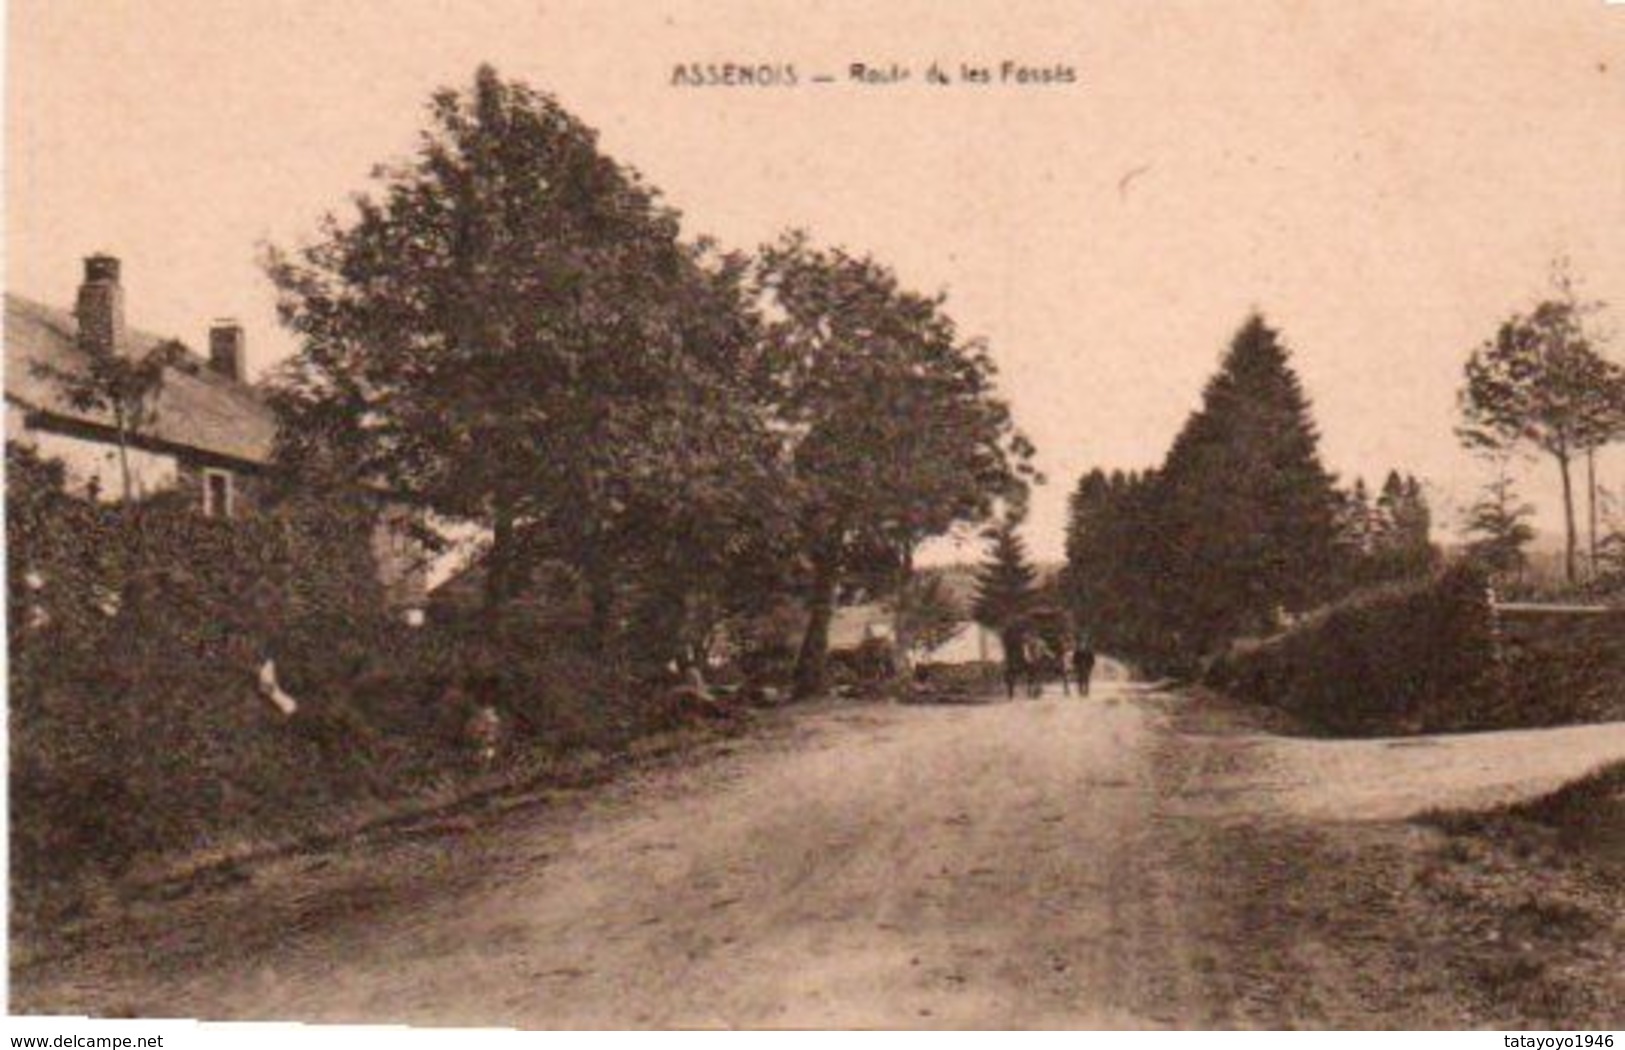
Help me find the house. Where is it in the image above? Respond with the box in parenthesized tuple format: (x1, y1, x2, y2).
(828, 601, 1004, 665)
(5, 254, 428, 613)
(918, 621, 1004, 665)
(827, 602, 895, 652)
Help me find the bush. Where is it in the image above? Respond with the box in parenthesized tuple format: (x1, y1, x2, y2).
(7, 444, 408, 894)
(385, 613, 649, 751)
(1498, 611, 1625, 727)
(7, 442, 739, 916)
(1205, 564, 1499, 735)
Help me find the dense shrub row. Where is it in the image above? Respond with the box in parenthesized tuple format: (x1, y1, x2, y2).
(1499, 611, 1625, 727)
(1204, 564, 1500, 735)
(6, 445, 665, 909)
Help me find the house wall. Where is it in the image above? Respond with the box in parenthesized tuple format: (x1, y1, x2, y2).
(172, 458, 266, 518)
(371, 500, 430, 612)
(921, 622, 1004, 665)
(10, 417, 180, 501)
(12, 411, 431, 614)
(11, 410, 272, 520)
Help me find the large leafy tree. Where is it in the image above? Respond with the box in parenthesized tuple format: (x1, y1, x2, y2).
(754, 232, 1035, 696)
(1153, 315, 1341, 656)
(265, 66, 780, 654)
(1458, 274, 1624, 584)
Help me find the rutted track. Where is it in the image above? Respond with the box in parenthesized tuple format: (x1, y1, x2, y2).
(16, 681, 1624, 1027)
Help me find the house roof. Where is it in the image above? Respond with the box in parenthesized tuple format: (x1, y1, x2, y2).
(4, 293, 278, 466)
(828, 602, 894, 651)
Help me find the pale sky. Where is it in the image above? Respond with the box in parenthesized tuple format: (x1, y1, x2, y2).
(8, 0, 1625, 562)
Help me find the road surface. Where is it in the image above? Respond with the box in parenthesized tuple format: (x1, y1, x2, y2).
(16, 676, 1625, 1027)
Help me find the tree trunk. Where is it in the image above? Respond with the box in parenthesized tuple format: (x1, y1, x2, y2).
(891, 542, 915, 677)
(1558, 450, 1578, 585)
(483, 498, 516, 629)
(114, 405, 133, 502)
(1587, 447, 1598, 581)
(793, 544, 841, 700)
(585, 559, 617, 659)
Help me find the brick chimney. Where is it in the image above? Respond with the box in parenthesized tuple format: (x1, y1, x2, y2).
(75, 254, 126, 358)
(208, 320, 246, 382)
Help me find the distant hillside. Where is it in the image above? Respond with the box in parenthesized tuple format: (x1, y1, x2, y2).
(1446, 529, 1602, 589)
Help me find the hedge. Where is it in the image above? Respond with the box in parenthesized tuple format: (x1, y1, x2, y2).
(1498, 610, 1625, 727)
(6, 444, 643, 913)
(1204, 564, 1500, 735)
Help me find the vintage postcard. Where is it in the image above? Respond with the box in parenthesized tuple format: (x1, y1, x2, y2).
(6, 0, 1624, 1034)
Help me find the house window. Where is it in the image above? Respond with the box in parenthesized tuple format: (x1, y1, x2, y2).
(203, 469, 233, 519)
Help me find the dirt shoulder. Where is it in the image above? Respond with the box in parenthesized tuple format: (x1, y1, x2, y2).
(1166, 692, 1625, 1029)
(1410, 763, 1625, 1029)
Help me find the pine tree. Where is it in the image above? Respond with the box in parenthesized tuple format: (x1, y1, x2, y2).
(1374, 471, 1405, 546)
(1394, 475, 1435, 567)
(1063, 469, 1111, 603)
(1153, 314, 1341, 655)
(972, 519, 1037, 634)
(1064, 466, 1170, 657)
(1463, 464, 1536, 578)
(1363, 470, 1435, 581)
(1340, 478, 1375, 554)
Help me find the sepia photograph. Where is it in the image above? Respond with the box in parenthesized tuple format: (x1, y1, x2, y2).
(5, 0, 1624, 1034)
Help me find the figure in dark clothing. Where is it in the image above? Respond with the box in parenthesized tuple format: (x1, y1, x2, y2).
(1002, 629, 1026, 700)
(1072, 640, 1097, 697)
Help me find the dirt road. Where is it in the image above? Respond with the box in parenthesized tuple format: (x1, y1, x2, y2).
(16, 678, 1625, 1028)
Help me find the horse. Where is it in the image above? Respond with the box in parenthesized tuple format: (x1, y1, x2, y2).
(1004, 633, 1070, 698)
(1023, 637, 1072, 698)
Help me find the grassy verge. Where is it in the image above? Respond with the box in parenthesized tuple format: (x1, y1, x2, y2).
(1411, 761, 1625, 1028)
(10, 707, 758, 966)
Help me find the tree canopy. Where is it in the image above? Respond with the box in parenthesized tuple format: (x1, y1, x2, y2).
(1151, 315, 1342, 654)
(265, 65, 788, 660)
(1063, 316, 1356, 671)
(1458, 274, 1625, 583)
(972, 519, 1038, 635)
(264, 67, 1036, 685)
(753, 232, 1035, 694)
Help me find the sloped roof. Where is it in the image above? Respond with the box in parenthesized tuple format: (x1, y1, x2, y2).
(828, 602, 894, 650)
(4, 293, 278, 466)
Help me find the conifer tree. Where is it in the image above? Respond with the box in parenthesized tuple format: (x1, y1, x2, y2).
(972, 519, 1037, 635)
(1341, 478, 1375, 554)
(1393, 474, 1434, 564)
(1374, 471, 1405, 545)
(1463, 463, 1536, 578)
(1152, 314, 1340, 655)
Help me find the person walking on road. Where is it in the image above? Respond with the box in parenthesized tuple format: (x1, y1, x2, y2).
(1002, 628, 1026, 700)
(1072, 638, 1097, 697)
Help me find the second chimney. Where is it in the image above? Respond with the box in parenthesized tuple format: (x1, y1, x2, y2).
(209, 320, 246, 383)
(75, 254, 127, 358)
